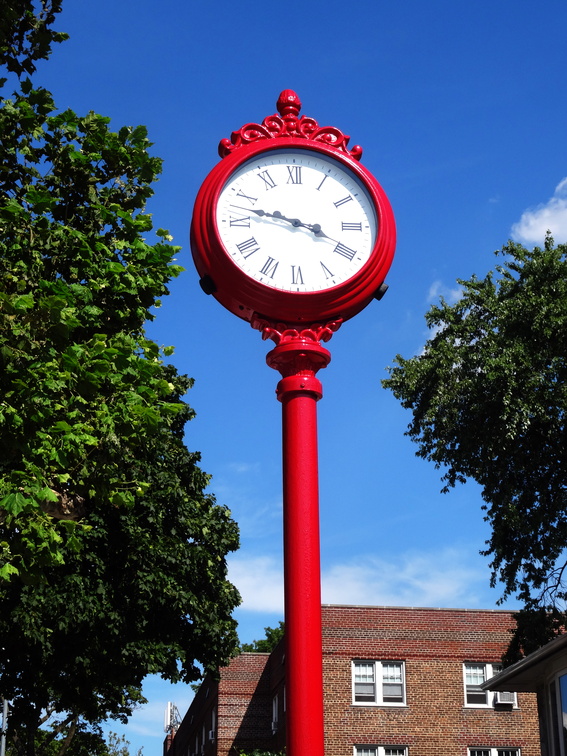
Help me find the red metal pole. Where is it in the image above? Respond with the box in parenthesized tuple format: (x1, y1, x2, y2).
(266, 336, 331, 756)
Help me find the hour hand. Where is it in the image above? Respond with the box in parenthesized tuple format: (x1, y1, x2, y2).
(306, 223, 339, 244)
(271, 212, 339, 243)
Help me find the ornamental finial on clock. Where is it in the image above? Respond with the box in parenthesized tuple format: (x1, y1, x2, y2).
(277, 89, 302, 124)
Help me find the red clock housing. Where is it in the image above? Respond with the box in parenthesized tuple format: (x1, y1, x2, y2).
(190, 91, 396, 328)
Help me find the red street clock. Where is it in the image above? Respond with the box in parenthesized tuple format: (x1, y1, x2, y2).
(191, 90, 396, 328)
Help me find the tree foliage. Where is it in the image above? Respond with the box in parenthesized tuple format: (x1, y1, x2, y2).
(0, 2, 241, 754)
(6, 725, 142, 756)
(383, 237, 567, 647)
(0, 0, 68, 78)
(0, 80, 190, 581)
(240, 622, 285, 653)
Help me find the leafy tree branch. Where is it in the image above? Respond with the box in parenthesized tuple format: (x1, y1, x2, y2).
(383, 235, 567, 655)
(0, 2, 241, 754)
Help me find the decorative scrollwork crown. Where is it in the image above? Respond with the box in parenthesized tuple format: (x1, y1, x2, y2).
(218, 90, 363, 161)
(251, 315, 343, 345)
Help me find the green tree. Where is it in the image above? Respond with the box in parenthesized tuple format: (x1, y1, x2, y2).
(383, 236, 567, 653)
(0, 2, 241, 754)
(0, 0, 68, 78)
(240, 622, 285, 653)
(6, 725, 142, 756)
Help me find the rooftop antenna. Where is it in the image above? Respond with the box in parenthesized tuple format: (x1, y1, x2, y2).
(164, 702, 181, 735)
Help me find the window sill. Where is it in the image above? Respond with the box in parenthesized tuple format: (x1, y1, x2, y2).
(351, 702, 409, 708)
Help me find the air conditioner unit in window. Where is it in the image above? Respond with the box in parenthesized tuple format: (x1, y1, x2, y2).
(208, 731, 215, 741)
(495, 690, 516, 705)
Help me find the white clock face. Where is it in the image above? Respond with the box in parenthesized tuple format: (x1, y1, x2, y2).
(215, 148, 378, 293)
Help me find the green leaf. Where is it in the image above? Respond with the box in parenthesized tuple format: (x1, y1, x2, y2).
(1, 492, 31, 516)
(11, 293, 35, 310)
(0, 562, 19, 579)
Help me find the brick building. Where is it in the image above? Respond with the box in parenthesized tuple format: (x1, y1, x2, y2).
(165, 605, 541, 756)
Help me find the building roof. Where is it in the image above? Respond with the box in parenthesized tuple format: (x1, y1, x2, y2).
(483, 633, 567, 692)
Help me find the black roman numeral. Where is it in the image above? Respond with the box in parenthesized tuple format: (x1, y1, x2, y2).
(257, 170, 277, 190)
(235, 189, 258, 206)
(291, 266, 304, 285)
(341, 222, 362, 231)
(236, 237, 260, 258)
(333, 242, 356, 261)
(229, 214, 250, 227)
(260, 257, 279, 278)
(286, 166, 302, 184)
(334, 195, 353, 208)
(320, 262, 334, 279)
(316, 174, 329, 191)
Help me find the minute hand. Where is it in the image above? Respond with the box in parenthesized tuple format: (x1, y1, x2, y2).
(230, 205, 340, 243)
(230, 206, 303, 226)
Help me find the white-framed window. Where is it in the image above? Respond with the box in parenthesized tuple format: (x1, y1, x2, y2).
(352, 661, 406, 705)
(464, 663, 517, 707)
(355, 747, 407, 756)
(468, 749, 520, 756)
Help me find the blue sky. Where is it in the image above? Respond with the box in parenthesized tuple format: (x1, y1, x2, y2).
(23, 0, 567, 753)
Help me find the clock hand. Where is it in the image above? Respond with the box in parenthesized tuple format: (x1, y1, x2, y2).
(267, 212, 341, 244)
(230, 205, 304, 227)
(271, 210, 304, 228)
(230, 205, 271, 217)
(272, 212, 341, 244)
(306, 223, 340, 244)
(230, 205, 340, 243)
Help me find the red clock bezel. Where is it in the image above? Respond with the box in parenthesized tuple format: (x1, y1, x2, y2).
(191, 106, 396, 327)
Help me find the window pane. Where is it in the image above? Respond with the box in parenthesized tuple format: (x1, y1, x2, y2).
(465, 664, 488, 705)
(383, 683, 404, 702)
(354, 663, 376, 702)
(497, 751, 519, 756)
(384, 749, 406, 756)
(469, 751, 490, 756)
(355, 682, 377, 701)
(466, 664, 486, 686)
(382, 663, 403, 683)
(467, 689, 488, 704)
(355, 663, 375, 683)
(356, 749, 377, 756)
(382, 663, 404, 703)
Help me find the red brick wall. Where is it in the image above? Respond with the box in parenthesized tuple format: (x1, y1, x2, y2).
(321, 605, 540, 756)
(167, 606, 541, 756)
(217, 653, 274, 755)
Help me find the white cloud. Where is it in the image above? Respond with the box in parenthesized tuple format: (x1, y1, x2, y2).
(322, 549, 483, 608)
(427, 280, 462, 305)
(228, 555, 285, 612)
(511, 177, 567, 244)
(229, 548, 488, 614)
(227, 462, 261, 474)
